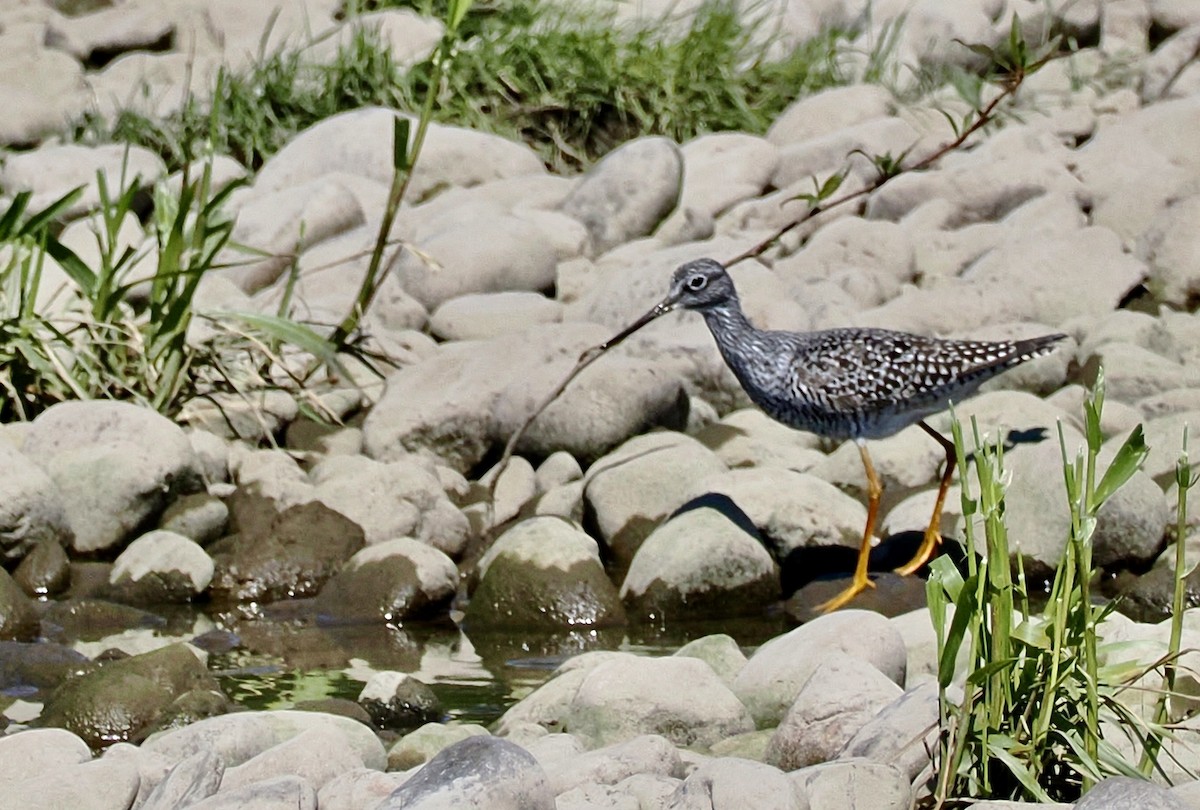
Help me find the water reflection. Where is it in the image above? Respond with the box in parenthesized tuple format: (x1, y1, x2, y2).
(29, 596, 793, 727)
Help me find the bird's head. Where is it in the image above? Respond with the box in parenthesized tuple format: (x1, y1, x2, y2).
(591, 258, 738, 354)
(663, 258, 737, 312)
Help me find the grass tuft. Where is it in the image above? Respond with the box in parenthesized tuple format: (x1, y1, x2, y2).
(72, 0, 853, 173)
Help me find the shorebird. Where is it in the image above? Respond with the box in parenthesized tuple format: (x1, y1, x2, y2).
(602, 258, 1066, 612)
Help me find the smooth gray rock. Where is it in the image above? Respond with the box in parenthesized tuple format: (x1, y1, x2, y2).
(0, 43, 88, 145)
(732, 611, 907, 727)
(838, 682, 939, 779)
(694, 407, 824, 472)
(187, 775, 317, 810)
(682, 133, 778, 210)
(378, 736, 554, 810)
(1093, 470, 1169, 569)
(255, 107, 545, 205)
(0, 442, 72, 562)
(320, 768, 412, 810)
(388, 723, 491, 771)
(492, 356, 690, 465)
(362, 322, 607, 472)
(219, 177, 364, 293)
(221, 726, 364, 794)
(39, 643, 215, 748)
(309, 454, 469, 556)
(140, 749, 224, 810)
(143, 710, 386, 771)
(1074, 95, 1200, 241)
(0, 567, 39, 641)
(1075, 776, 1190, 809)
(430, 291, 563, 340)
(535, 452, 583, 493)
(688, 467, 867, 560)
(584, 432, 728, 573)
(492, 667, 590, 738)
(766, 652, 904, 771)
(0, 728, 91, 784)
(666, 757, 797, 810)
(108, 529, 214, 603)
(673, 634, 747, 688)
(0, 143, 166, 216)
(561, 136, 682, 254)
(22, 401, 202, 554)
(788, 758, 912, 810)
(0, 755, 140, 810)
(1106, 409, 1200, 486)
(547, 734, 681, 795)
(357, 671, 442, 731)
(159, 492, 229, 545)
(773, 116, 919, 191)
(565, 655, 754, 748)
(315, 537, 457, 624)
(465, 517, 625, 630)
(620, 505, 779, 620)
(391, 211, 561, 309)
(767, 85, 895, 146)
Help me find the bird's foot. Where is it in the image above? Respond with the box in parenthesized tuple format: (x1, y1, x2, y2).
(895, 529, 941, 576)
(815, 575, 876, 614)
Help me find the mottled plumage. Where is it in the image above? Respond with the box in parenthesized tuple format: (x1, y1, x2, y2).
(621, 257, 1068, 611)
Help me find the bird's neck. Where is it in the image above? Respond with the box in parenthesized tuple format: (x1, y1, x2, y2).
(700, 300, 753, 342)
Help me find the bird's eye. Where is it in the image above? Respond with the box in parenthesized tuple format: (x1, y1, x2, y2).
(686, 274, 707, 291)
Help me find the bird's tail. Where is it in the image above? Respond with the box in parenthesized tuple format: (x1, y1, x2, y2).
(1009, 333, 1069, 365)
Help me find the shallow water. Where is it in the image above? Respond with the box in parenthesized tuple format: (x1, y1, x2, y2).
(203, 607, 792, 725)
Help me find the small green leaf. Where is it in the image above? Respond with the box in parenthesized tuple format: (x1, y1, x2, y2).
(817, 170, 844, 200)
(1094, 425, 1149, 506)
(43, 237, 96, 296)
(214, 310, 346, 373)
(0, 191, 31, 239)
(939, 574, 979, 688)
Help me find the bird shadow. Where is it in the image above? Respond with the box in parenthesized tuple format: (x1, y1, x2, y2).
(780, 531, 972, 598)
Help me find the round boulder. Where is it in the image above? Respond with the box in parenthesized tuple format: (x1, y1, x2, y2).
(560, 136, 683, 254)
(208, 501, 364, 604)
(108, 530, 215, 604)
(687, 467, 867, 560)
(378, 736, 554, 810)
(0, 442, 72, 562)
(12, 538, 70, 598)
(310, 455, 470, 558)
(315, 537, 457, 624)
(40, 643, 216, 748)
(358, 671, 442, 732)
(465, 517, 625, 630)
(0, 568, 39, 641)
(584, 432, 728, 573)
(764, 652, 903, 771)
(621, 505, 779, 620)
(732, 610, 907, 727)
(493, 356, 690, 465)
(564, 656, 754, 748)
(21, 401, 202, 554)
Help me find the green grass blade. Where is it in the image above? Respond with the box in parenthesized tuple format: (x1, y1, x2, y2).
(1094, 425, 1148, 505)
(0, 191, 31, 239)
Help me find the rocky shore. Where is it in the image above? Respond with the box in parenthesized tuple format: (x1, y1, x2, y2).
(3, 0, 1200, 808)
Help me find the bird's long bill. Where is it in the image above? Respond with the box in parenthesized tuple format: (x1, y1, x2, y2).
(596, 298, 675, 352)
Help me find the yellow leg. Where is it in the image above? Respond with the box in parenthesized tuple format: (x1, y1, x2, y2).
(817, 440, 881, 613)
(895, 420, 956, 576)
